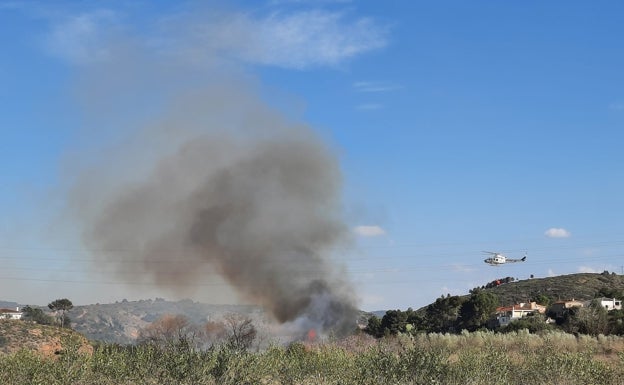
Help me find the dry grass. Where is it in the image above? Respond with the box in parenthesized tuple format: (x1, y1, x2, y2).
(1, 328, 624, 384)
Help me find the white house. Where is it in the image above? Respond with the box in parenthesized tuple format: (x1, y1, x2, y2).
(495, 302, 546, 327)
(0, 307, 23, 320)
(596, 298, 622, 311)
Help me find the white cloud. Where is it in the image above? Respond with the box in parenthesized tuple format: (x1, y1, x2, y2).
(547, 269, 556, 277)
(190, 10, 387, 69)
(42, 5, 387, 70)
(46, 10, 119, 64)
(578, 266, 600, 274)
(544, 228, 571, 238)
(353, 81, 402, 93)
(353, 225, 386, 237)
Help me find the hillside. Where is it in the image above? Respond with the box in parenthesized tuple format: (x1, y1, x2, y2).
(482, 272, 624, 306)
(0, 320, 91, 356)
(69, 299, 373, 344)
(68, 299, 267, 344)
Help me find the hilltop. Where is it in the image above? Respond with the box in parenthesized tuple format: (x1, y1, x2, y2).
(477, 272, 624, 306)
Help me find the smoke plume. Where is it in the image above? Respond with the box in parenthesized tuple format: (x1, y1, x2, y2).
(66, 59, 357, 336)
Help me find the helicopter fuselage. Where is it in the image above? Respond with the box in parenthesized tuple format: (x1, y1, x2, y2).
(483, 252, 526, 266)
(484, 255, 507, 265)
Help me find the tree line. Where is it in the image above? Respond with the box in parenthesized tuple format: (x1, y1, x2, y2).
(20, 298, 74, 328)
(365, 288, 499, 337)
(365, 286, 624, 338)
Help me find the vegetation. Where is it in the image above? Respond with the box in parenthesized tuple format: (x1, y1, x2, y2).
(21, 306, 55, 326)
(2, 331, 624, 384)
(220, 313, 257, 350)
(48, 299, 74, 329)
(365, 272, 624, 338)
(366, 290, 500, 336)
(458, 289, 498, 331)
(137, 313, 258, 352)
(4, 273, 624, 383)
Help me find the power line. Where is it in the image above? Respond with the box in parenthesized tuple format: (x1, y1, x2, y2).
(1, 237, 623, 263)
(1, 252, 622, 278)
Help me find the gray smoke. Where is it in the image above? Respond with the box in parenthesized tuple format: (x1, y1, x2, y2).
(67, 81, 358, 335)
(43, 0, 391, 336)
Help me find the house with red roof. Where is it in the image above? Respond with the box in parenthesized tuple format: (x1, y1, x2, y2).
(495, 302, 546, 327)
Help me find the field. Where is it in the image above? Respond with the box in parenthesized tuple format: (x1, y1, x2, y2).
(2, 330, 624, 385)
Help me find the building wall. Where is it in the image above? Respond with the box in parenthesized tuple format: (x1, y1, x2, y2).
(0, 307, 23, 320)
(599, 298, 622, 311)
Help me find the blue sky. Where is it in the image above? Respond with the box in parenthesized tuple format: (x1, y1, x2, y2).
(1, 1, 623, 311)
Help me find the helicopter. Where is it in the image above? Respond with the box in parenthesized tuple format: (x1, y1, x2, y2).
(483, 251, 527, 266)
